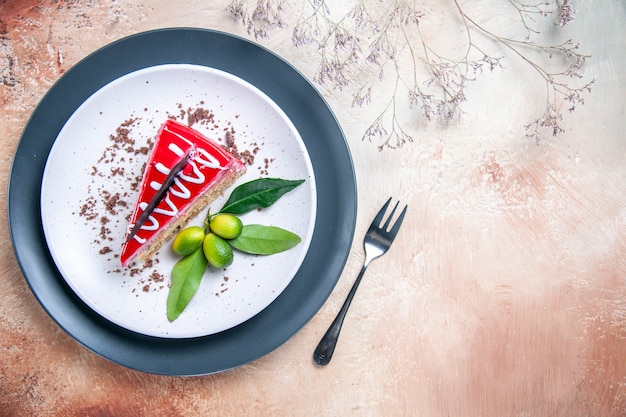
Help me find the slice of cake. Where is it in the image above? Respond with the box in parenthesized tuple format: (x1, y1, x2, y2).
(120, 119, 246, 266)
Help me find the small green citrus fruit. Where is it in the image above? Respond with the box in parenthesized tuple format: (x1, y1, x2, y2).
(203, 233, 234, 268)
(209, 213, 243, 240)
(171, 226, 206, 256)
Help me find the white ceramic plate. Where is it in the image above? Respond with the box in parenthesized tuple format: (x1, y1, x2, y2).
(41, 64, 316, 338)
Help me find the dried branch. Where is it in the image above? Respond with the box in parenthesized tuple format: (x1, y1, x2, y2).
(227, 0, 594, 148)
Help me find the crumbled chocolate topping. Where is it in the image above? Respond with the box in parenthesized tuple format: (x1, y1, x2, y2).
(102, 191, 126, 215)
(187, 107, 214, 127)
(225, 130, 235, 148)
(138, 270, 167, 294)
(222, 128, 260, 167)
(258, 157, 275, 176)
(99, 246, 112, 255)
(76, 103, 266, 296)
(79, 196, 98, 221)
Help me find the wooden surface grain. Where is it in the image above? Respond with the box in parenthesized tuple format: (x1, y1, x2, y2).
(1, 1, 625, 416)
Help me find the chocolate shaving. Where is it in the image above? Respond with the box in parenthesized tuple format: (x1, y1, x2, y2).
(124, 148, 194, 243)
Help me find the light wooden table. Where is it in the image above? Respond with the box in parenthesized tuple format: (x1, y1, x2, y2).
(1, 1, 625, 416)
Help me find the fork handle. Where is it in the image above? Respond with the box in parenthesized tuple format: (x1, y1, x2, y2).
(313, 263, 369, 366)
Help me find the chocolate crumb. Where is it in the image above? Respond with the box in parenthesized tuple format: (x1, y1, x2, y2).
(99, 246, 112, 255)
(187, 107, 214, 127)
(79, 196, 98, 221)
(150, 270, 165, 283)
(225, 130, 235, 148)
(240, 149, 255, 165)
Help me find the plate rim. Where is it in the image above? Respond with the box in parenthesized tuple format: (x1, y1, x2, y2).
(8, 27, 356, 376)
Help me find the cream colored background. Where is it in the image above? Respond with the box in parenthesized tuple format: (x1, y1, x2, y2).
(1, 1, 624, 416)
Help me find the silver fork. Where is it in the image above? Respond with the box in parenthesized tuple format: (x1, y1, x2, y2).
(313, 197, 407, 366)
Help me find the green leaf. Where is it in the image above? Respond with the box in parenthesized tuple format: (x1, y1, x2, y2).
(219, 178, 305, 215)
(229, 224, 302, 255)
(166, 247, 208, 321)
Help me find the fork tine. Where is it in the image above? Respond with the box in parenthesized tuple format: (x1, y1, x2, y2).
(388, 204, 407, 238)
(371, 197, 392, 229)
(382, 201, 399, 231)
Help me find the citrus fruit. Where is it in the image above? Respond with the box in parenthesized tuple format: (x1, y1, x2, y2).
(203, 233, 234, 268)
(171, 226, 205, 256)
(209, 213, 243, 240)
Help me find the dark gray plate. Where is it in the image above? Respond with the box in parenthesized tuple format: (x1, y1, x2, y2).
(8, 28, 356, 376)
